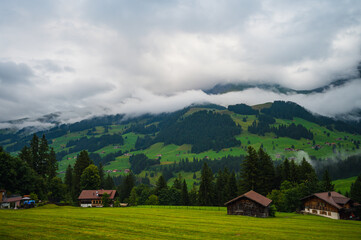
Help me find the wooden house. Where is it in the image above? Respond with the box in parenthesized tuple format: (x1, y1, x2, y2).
(301, 191, 359, 220)
(78, 190, 118, 207)
(224, 190, 272, 217)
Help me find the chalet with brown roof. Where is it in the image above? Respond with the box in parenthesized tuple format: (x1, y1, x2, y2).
(224, 190, 272, 217)
(78, 190, 118, 207)
(301, 191, 359, 220)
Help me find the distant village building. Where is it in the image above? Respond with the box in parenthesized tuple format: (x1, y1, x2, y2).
(301, 191, 359, 220)
(0, 190, 22, 209)
(78, 190, 118, 207)
(224, 190, 272, 218)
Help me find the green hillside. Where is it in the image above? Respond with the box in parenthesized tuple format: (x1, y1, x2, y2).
(1, 101, 361, 184)
(333, 176, 358, 194)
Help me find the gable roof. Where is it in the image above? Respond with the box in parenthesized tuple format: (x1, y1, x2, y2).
(2, 196, 22, 203)
(301, 191, 351, 210)
(224, 190, 272, 207)
(78, 190, 117, 200)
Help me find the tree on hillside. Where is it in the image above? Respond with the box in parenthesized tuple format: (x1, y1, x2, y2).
(155, 175, 168, 195)
(321, 169, 334, 192)
(74, 150, 92, 195)
(181, 180, 190, 206)
(240, 146, 260, 193)
(350, 175, 361, 203)
(98, 162, 105, 189)
(80, 164, 100, 190)
(258, 148, 275, 195)
(199, 162, 214, 206)
(120, 172, 135, 201)
(47, 148, 58, 180)
(104, 174, 115, 189)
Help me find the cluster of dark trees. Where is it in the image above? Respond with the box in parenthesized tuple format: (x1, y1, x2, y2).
(313, 154, 361, 180)
(155, 111, 242, 153)
(0, 134, 58, 200)
(248, 115, 313, 140)
(66, 134, 124, 153)
(89, 151, 123, 166)
(124, 123, 159, 135)
(129, 154, 160, 174)
(227, 104, 259, 115)
(154, 155, 244, 177)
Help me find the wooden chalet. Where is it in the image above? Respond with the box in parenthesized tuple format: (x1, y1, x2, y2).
(224, 190, 272, 217)
(78, 190, 118, 207)
(301, 191, 359, 220)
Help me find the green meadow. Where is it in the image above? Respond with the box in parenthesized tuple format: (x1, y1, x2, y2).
(1, 205, 361, 239)
(333, 176, 358, 194)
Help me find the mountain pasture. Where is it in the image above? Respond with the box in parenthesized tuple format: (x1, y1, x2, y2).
(1, 205, 361, 239)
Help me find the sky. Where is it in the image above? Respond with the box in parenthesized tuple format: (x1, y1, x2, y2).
(1, 0, 361, 127)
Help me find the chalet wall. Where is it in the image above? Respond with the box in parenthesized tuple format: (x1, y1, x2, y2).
(304, 207, 339, 220)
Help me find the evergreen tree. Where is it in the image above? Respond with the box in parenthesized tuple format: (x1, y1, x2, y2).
(80, 164, 100, 190)
(98, 162, 105, 189)
(47, 148, 58, 180)
(299, 158, 315, 182)
(74, 150, 92, 195)
(258, 148, 275, 195)
(321, 169, 334, 191)
(48, 177, 66, 202)
(120, 172, 135, 201)
(350, 174, 361, 203)
(289, 159, 299, 183)
(65, 164, 73, 195)
(30, 134, 40, 173)
(104, 174, 115, 189)
(39, 134, 49, 177)
(199, 162, 214, 206)
(172, 173, 183, 190)
(240, 146, 259, 192)
(282, 158, 291, 182)
(19, 146, 32, 169)
(155, 175, 168, 195)
(227, 171, 238, 200)
(181, 180, 190, 206)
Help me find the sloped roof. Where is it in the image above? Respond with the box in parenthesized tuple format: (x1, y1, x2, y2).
(224, 190, 272, 207)
(78, 190, 117, 200)
(2, 196, 22, 203)
(301, 191, 351, 210)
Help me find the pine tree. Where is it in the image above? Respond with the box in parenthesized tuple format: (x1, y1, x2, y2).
(350, 174, 361, 203)
(181, 180, 190, 206)
(258, 148, 275, 195)
(19, 146, 32, 168)
(129, 188, 138, 206)
(39, 134, 49, 177)
(74, 150, 92, 195)
(215, 169, 226, 206)
(321, 169, 334, 191)
(240, 146, 259, 192)
(282, 158, 291, 182)
(155, 175, 168, 195)
(104, 174, 115, 189)
(227, 171, 238, 200)
(289, 159, 299, 183)
(47, 148, 58, 180)
(120, 172, 135, 201)
(30, 134, 40, 173)
(172, 173, 182, 190)
(199, 162, 214, 206)
(65, 164, 73, 194)
(299, 158, 315, 182)
(98, 162, 105, 189)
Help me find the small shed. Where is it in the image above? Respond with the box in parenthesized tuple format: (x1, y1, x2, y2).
(224, 190, 272, 217)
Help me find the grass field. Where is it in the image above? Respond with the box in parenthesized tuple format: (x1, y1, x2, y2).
(1, 205, 361, 239)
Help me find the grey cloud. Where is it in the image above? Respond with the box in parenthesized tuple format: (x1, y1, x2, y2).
(0, 0, 361, 125)
(0, 61, 33, 84)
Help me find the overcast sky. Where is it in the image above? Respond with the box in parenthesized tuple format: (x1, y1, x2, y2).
(1, 0, 361, 126)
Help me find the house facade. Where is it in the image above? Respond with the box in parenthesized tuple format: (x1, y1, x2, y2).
(301, 191, 358, 220)
(78, 190, 118, 207)
(224, 190, 272, 218)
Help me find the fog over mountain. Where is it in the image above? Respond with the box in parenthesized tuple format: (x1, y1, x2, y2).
(1, 0, 361, 126)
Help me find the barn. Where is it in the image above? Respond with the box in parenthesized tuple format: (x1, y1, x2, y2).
(301, 191, 359, 220)
(78, 190, 118, 207)
(224, 190, 272, 217)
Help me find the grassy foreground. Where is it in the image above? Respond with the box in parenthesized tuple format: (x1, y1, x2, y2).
(1, 205, 361, 239)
